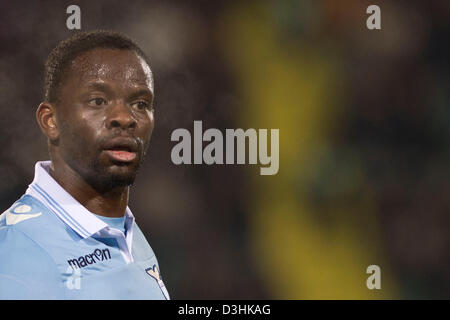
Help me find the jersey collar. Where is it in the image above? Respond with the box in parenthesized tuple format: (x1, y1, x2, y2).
(26, 161, 135, 240)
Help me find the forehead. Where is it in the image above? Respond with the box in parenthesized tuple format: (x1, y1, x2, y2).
(66, 48, 153, 92)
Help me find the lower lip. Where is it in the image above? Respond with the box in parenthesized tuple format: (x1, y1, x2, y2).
(104, 150, 137, 162)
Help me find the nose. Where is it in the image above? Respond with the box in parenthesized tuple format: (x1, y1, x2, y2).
(106, 101, 137, 131)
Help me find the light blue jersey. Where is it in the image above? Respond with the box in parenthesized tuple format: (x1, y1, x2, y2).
(0, 161, 170, 300)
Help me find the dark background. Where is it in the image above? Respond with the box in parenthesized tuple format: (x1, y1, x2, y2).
(0, 0, 449, 299)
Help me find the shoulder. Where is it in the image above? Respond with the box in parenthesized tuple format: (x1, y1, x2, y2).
(132, 222, 157, 261)
(0, 194, 59, 272)
(0, 194, 50, 228)
(0, 219, 63, 299)
(0, 194, 67, 266)
(0, 195, 62, 283)
(0, 194, 67, 239)
(0, 219, 55, 269)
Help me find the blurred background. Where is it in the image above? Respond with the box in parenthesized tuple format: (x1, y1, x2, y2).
(0, 0, 449, 299)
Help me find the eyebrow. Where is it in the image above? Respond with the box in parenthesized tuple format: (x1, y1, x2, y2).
(84, 82, 114, 95)
(128, 88, 154, 101)
(83, 82, 153, 100)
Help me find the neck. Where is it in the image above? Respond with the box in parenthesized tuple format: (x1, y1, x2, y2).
(49, 159, 129, 218)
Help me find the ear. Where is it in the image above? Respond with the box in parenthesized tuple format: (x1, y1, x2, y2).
(36, 102, 59, 141)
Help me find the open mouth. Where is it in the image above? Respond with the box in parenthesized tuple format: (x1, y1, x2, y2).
(104, 149, 137, 162)
(102, 138, 139, 163)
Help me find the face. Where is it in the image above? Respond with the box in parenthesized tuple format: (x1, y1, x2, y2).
(54, 48, 155, 191)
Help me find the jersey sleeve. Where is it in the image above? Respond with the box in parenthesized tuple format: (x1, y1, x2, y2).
(0, 226, 64, 299)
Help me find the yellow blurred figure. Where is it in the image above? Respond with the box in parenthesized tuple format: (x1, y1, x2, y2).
(220, 1, 397, 299)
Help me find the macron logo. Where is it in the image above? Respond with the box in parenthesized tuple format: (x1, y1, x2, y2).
(6, 204, 42, 225)
(67, 248, 111, 270)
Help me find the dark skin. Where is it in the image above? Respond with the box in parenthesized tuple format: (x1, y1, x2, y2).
(36, 48, 155, 217)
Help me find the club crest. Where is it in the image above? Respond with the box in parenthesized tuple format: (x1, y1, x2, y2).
(145, 264, 170, 300)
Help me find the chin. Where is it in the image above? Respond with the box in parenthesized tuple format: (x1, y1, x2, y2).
(109, 174, 136, 188)
(90, 172, 136, 192)
(107, 164, 139, 184)
(88, 160, 141, 191)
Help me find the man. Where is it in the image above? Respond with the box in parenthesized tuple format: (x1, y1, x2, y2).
(0, 30, 170, 299)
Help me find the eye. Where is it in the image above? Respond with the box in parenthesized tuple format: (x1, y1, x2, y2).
(88, 97, 107, 106)
(131, 101, 150, 111)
